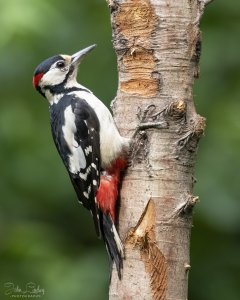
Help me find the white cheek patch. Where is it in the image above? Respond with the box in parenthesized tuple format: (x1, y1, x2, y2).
(41, 68, 66, 86)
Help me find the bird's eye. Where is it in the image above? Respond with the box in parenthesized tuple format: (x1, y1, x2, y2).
(56, 61, 65, 68)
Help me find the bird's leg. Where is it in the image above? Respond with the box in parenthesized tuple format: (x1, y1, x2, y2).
(132, 104, 168, 139)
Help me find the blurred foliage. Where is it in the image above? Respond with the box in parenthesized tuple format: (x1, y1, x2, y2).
(0, 0, 239, 299)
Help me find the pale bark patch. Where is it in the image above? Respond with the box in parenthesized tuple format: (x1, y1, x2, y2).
(126, 199, 167, 300)
(120, 78, 158, 97)
(115, 0, 159, 97)
(115, 0, 157, 40)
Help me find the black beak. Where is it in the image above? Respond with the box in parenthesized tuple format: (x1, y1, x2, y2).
(71, 44, 96, 66)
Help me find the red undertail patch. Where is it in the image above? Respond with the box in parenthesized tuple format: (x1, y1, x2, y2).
(96, 158, 127, 222)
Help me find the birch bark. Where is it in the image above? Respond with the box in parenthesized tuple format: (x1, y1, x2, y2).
(107, 1, 211, 299)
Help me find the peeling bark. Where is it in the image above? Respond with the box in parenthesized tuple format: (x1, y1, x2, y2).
(107, 0, 212, 299)
(126, 199, 167, 300)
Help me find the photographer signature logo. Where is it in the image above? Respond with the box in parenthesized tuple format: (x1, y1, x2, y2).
(4, 282, 45, 298)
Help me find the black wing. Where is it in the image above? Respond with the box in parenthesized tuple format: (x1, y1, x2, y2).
(50, 94, 101, 237)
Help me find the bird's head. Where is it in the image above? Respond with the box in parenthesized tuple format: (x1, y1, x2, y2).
(33, 44, 96, 99)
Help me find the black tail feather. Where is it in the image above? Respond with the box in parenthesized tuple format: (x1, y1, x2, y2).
(101, 213, 124, 279)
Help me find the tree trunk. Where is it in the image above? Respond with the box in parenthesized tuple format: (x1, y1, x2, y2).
(107, 0, 211, 299)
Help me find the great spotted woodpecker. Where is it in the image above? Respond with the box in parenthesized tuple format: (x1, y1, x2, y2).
(33, 45, 129, 277)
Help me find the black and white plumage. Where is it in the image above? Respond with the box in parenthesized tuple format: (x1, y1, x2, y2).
(50, 94, 101, 236)
(33, 45, 128, 278)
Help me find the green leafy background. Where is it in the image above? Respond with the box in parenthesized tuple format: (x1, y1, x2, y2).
(0, 1, 239, 299)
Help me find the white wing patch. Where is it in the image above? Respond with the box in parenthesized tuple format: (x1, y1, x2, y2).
(83, 191, 89, 199)
(91, 163, 97, 169)
(62, 105, 86, 174)
(83, 185, 92, 199)
(85, 145, 92, 156)
(69, 147, 86, 174)
(79, 165, 91, 180)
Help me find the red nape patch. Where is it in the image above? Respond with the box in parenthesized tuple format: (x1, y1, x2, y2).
(33, 73, 44, 89)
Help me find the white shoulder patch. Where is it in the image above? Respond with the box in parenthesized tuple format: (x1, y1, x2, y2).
(62, 105, 86, 174)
